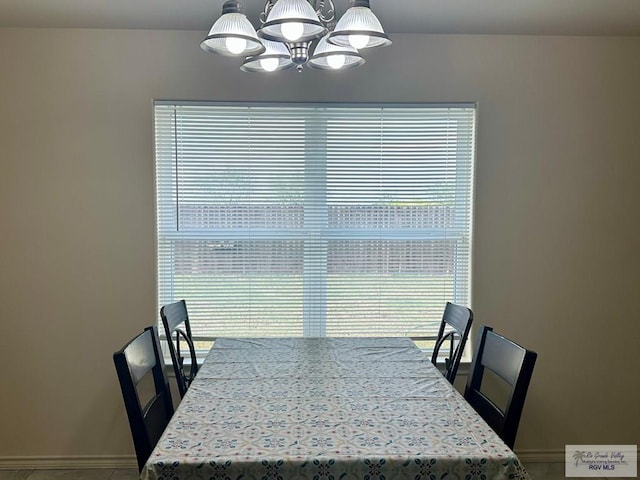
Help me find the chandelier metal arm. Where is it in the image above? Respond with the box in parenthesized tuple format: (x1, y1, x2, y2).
(259, 0, 335, 29)
(259, 0, 275, 25)
(314, 0, 336, 30)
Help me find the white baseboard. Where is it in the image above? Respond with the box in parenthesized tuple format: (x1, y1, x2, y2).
(0, 452, 560, 470)
(516, 449, 566, 463)
(0, 455, 136, 470)
(517, 446, 640, 464)
(3, 449, 635, 470)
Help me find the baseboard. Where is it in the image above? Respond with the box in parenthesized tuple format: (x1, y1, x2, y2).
(0, 455, 136, 470)
(516, 446, 640, 464)
(2, 449, 634, 469)
(1, 452, 558, 469)
(515, 449, 565, 463)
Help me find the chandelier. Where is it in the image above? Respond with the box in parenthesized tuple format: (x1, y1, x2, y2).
(200, 0, 391, 72)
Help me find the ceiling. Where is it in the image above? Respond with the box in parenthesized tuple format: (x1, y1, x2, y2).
(1, 0, 640, 36)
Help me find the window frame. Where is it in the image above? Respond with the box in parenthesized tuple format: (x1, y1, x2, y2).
(154, 101, 476, 344)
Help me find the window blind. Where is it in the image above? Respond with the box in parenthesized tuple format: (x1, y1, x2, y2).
(155, 102, 475, 339)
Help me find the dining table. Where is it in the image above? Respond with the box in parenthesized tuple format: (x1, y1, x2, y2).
(140, 336, 531, 479)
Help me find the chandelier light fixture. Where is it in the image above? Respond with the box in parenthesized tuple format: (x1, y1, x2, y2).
(200, 0, 391, 73)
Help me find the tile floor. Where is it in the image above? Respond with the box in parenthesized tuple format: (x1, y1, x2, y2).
(0, 463, 615, 480)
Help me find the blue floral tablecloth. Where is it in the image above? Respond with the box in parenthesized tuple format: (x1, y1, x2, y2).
(141, 337, 530, 480)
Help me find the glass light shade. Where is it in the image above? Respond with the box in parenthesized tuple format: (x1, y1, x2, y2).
(241, 39, 295, 73)
(309, 35, 365, 71)
(327, 0, 391, 49)
(201, 1, 265, 57)
(259, 0, 327, 43)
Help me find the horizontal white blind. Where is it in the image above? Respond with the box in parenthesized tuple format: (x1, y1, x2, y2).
(155, 103, 475, 339)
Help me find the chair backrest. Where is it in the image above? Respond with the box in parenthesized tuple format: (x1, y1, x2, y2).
(160, 300, 199, 398)
(113, 326, 174, 472)
(463, 326, 537, 449)
(430, 302, 473, 383)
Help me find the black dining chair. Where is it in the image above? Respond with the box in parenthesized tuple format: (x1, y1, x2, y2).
(160, 300, 199, 398)
(463, 325, 537, 449)
(113, 326, 174, 472)
(430, 302, 473, 384)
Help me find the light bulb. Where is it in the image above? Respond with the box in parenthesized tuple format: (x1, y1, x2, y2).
(281, 22, 304, 41)
(260, 57, 279, 72)
(327, 54, 346, 70)
(348, 34, 369, 50)
(225, 37, 247, 55)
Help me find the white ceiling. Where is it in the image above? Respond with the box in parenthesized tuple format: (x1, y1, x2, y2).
(1, 0, 640, 36)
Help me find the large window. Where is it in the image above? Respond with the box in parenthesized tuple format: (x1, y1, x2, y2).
(155, 102, 475, 341)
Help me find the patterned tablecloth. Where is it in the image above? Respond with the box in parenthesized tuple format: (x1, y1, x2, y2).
(141, 337, 530, 480)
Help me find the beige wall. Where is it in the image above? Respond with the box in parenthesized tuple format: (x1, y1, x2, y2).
(1, 28, 638, 461)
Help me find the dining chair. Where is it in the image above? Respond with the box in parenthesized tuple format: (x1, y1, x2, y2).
(463, 325, 537, 449)
(113, 326, 174, 472)
(160, 299, 199, 398)
(430, 302, 473, 384)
